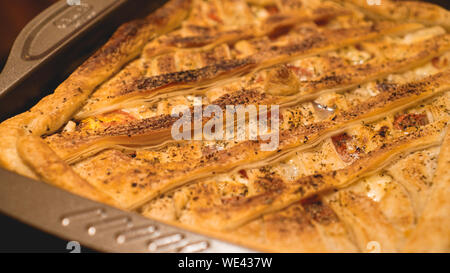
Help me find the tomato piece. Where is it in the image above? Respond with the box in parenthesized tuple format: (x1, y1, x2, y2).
(268, 25, 293, 40)
(286, 65, 313, 78)
(394, 113, 428, 130)
(207, 11, 222, 23)
(264, 5, 280, 15)
(238, 169, 249, 179)
(331, 133, 358, 162)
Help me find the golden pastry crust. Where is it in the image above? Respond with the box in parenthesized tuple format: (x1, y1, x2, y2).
(17, 135, 121, 208)
(0, 0, 449, 252)
(344, 0, 450, 30)
(403, 127, 450, 252)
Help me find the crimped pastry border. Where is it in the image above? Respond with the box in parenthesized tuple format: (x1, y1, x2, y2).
(0, 0, 448, 251)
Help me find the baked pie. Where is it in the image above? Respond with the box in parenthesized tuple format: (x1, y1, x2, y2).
(1, 0, 449, 252)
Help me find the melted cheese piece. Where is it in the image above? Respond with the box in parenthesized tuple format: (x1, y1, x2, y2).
(402, 26, 446, 44)
(363, 174, 393, 202)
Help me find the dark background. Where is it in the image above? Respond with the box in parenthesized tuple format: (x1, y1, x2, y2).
(0, 0, 448, 253)
(0, 214, 96, 253)
(0, 0, 75, 253)
(0, 0, 59, 71)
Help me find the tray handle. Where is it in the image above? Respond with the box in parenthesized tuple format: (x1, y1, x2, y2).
(0, 168, 253, 253)
(0, 0, 128, 98)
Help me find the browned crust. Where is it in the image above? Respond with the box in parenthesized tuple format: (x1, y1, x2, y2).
(403, 126, 450, 252)
(343, 0, 450, 30)
(327, 190, 399, 252)
(245, 22, 424, 73)
(75, 21, 424, 118)
(139, 119, 446, 250)
(304, 120, 447, 190)
(178, 119, 447, 231)
(78, 71, 450, 210)
(47, 34, 450, 163)
(245, 0, 276, 5)
(302, 35, 450, 90)
(123, 58, 255, 95)
(142, 197, 358, 253)
(144, 9, 347, 56)
(46, 89, 271, 163)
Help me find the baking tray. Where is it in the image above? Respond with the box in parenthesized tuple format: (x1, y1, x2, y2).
(0, 0, 448, 253)
(0, 0, 253, 253)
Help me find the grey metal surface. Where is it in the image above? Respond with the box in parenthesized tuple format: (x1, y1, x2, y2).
(0, 0, 254, 253)
(0, 168, 253, 253)
(0, 0, 127, 98)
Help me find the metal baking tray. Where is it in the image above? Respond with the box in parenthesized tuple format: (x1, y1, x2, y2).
(0, 0, 252, 253)
(0, 0, 448, 253)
